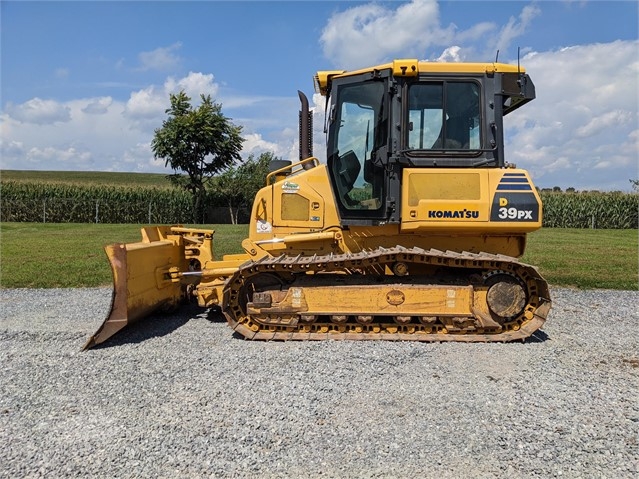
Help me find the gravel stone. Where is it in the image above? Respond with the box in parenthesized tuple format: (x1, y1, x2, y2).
(1, 287, 638, 478)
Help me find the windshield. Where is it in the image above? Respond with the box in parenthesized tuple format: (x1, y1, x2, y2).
(407, 81, 481, 151)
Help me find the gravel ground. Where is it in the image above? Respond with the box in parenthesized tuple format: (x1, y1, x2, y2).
(0, 287, 638, 478)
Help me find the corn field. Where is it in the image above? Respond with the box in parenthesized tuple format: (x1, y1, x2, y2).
(1, 180, 637, 228)
(540, 192, 638, 229)
(0, 181, 194, 224)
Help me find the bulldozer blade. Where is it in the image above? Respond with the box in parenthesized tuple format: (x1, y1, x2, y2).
(83, 240, 185, 350)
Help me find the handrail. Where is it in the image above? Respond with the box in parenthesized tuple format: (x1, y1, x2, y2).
(265, 157, 320, 185)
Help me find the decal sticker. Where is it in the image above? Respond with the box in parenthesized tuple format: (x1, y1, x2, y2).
(490, 193, 539, 222)
(282, 181, 300, 193)
(428, 209, 480, 219)
(256, 220, 272, 233)
(490, 172, 539, 222)
(496, 172, 533, 191)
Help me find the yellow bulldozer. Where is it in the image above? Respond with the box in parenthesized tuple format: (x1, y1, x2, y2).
(84, 59, 551, 349)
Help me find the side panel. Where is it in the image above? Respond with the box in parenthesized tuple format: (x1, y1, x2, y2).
(400, 168, 542, 234)
(248, 164, 341, 242)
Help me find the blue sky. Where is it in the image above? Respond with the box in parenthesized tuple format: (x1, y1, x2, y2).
(1, 0, 638, 190)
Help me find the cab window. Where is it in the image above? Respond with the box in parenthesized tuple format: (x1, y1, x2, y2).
(407, 81, 481, 151)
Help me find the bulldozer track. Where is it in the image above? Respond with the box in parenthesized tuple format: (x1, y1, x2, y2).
(222, 246, 551, 342)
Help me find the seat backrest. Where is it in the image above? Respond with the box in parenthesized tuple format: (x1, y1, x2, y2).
(337, 150, 361, 191)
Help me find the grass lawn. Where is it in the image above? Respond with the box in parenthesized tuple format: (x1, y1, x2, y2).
(522, 228, 638, 290)
(0, 223, 247, 288)
(0, 223, 637, 290)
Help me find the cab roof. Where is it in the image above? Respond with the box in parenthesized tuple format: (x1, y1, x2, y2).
(314, 59, 527, 96)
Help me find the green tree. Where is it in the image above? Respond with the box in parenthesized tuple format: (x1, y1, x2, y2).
(151, 91, 244, 223)
(213, 152, 275, 224)
(630, 179, 639, 192)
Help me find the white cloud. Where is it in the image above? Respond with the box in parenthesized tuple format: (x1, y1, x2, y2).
(124, 72, 219, 122)
(82, 97, 113, 115)
(575, 110, 632, 138)
(1, 72, 251, 173)
(137, 42, 182, 71)
(1, 96, 146, 171)
(494, 4, 541, 55)
(320, 0, 451, 68)
(164, 72, 218, 99)
(242, 133, 282, 158)
(544, 157, 572, 173)
(5, 98, 71, 125)
(436, 46, 463, 62)
(123, 142, 158, 171)
(320, 0, 537, 68)
(26, 146, 93, 168)
(311, 93, 327, 162)
(506, 40, 638, 190)
(454, 22, 495, 45)
(124, 85, 167, 120)
(0, 140, 25, 167)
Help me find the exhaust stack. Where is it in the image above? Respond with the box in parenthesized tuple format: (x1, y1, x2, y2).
(298, 91, 314, 170)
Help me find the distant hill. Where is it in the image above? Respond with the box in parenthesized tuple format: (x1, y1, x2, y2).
(0, 170, 174, 188)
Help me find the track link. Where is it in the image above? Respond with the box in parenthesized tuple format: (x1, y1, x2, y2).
(222, 247, 551, 342)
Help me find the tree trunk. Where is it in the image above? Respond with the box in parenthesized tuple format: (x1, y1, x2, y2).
(191, 194, 198, 224)
(227, 201, 238, 225)
(193, 188, 206, 224)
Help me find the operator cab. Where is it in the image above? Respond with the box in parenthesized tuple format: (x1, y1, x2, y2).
(318, 60, 535, 225)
